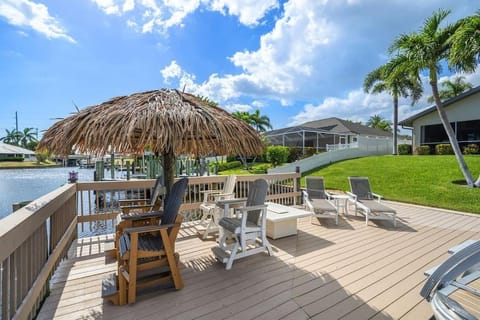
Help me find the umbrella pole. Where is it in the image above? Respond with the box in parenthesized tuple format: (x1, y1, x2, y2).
(163, 149, 175, 198)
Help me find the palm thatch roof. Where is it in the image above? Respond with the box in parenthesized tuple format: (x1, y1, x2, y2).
(38, 89, 264, 157)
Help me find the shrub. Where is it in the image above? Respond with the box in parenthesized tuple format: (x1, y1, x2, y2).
(435, 144, 454, 155)
(35, 152, 49, 163)
(215, 160, 242, 171)
(266, 146, 290, 166)
(463, 144, 479, 155)
(398, 144, 412, 155)
(0, 156, 24, 162)
(287, 147, 303, 162)
(415, 145, 431, 155)
(287, 147, 318, 162)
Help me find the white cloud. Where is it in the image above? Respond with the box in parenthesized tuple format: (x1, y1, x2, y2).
(208, 0, 278, 26)
(91, 0, 278, 33)
(224, 103, 252, 113)
(91, 0, 120, 15)
(157, 1, 480, 129)
(0, 0, 76, 43)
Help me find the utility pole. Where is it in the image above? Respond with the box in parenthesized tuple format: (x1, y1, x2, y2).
(15, 111, 18, 132)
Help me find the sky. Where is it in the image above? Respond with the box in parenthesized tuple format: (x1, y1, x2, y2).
(0, 0, 479, 140)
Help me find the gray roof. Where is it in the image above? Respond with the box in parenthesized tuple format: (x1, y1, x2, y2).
(399, 85, 480, 127)
(265, 117, 392, 138)
(0, 142, 35, 155)
(299, 117, 391, 137)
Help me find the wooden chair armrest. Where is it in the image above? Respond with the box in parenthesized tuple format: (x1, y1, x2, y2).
(119, 198, 149, 205)
(121, 204, 154, 210)
(124, 222, 180, 234)
(121, 211, 164, 220)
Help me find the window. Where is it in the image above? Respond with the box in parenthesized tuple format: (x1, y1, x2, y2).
(456, 120, 480, 142)
(421, 124, 450, 143)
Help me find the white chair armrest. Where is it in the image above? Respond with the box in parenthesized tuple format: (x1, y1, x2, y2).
(345, 191, 357, 201)
(371, 192, 383, 201)
(324, 191, 334, 199)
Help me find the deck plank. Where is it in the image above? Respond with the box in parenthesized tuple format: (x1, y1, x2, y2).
(36, 202, 480, 320)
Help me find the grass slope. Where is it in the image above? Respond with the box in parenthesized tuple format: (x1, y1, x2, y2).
(303, 155, 480, 214)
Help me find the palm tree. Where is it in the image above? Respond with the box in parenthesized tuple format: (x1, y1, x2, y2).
(232, 111, 253, 125)
(389, 9, 479, 187)
(249, 109, 272, 133)
(427, 76, 473, 102)
(364, 57, 422, 154)
(20, 128, 38, 149)
(366, 115, 393, 132)
(0, 129, 22, 145)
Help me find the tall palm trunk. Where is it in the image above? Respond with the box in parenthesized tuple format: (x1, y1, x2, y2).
(393, 94, 398, 155)
(430, 71, 475, 187)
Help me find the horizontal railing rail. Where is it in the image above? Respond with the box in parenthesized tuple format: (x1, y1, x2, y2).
(0, 184, 77, 320)
(0, 172, 300, 319)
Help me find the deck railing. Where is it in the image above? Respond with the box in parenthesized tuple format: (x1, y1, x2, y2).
(0, 172, 300, 319)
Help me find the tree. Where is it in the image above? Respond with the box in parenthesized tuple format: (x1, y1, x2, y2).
(366, 115, 393, 132)
(232, 111, 253, 125)
(427, 76, 473, 102)
(249, 109, 272, 133)
(0, 129, 22, 145)
(364, 57, 423, 154)
(20, 127, 38, 149)
(389, 9, 479, 187)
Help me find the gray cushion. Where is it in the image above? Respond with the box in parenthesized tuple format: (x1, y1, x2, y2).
(359, 200, 396, 213)
(310, 199, 337, 213)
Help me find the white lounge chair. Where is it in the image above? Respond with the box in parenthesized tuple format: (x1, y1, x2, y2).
(421, 240, 480, 320)
(199, 175, 236, 239)
(212, 179, 273, 270)
(302, 176, 339, 224)
(347, 176, 396, 227)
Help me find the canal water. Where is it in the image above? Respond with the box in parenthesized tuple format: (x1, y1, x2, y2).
(0, 167, 95, 220)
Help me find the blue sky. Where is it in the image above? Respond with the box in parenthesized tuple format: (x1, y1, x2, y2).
(0, 0, 479, 139)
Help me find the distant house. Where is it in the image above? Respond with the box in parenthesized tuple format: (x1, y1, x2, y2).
(399, 86, 480, 153)
(0, 142, 36, 161)
(264, 117, 392, 153)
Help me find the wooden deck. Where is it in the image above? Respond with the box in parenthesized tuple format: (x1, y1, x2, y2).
(37, 202, 480, 320)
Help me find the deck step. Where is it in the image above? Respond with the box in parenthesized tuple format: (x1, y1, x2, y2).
(212, 247, 230, 263)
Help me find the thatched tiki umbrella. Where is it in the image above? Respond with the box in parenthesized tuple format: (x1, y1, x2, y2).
(38, 89, 265, 195)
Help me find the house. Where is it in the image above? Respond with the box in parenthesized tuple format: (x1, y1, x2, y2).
(399, 86, 480, 153)
(264, 117, 392, 153)
(0, 142, 36, 161)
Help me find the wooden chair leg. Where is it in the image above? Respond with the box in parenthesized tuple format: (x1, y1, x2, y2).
(128, 234, 139, 304)
(161, 229, 184, 289)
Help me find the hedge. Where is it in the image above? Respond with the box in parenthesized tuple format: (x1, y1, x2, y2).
(415, 145, 431, 155)
(435, 144, 454, 155)
(398, 144, 412, 155)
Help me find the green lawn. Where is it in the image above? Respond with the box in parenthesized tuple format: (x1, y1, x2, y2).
(303, 155, 480, 214)
(0, 161, 57, 169)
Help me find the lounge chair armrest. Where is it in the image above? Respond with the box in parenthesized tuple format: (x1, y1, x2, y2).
(371, 192, 383, 201)
(345, 191, 357, 201)
(124, 222, 180, 234)
(119, 198, 149, 205)
(121, 211, 164, 220)
(324, 191, 334, 199)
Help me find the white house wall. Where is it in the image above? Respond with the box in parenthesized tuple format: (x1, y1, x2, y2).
(412, 92, 480, 147)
